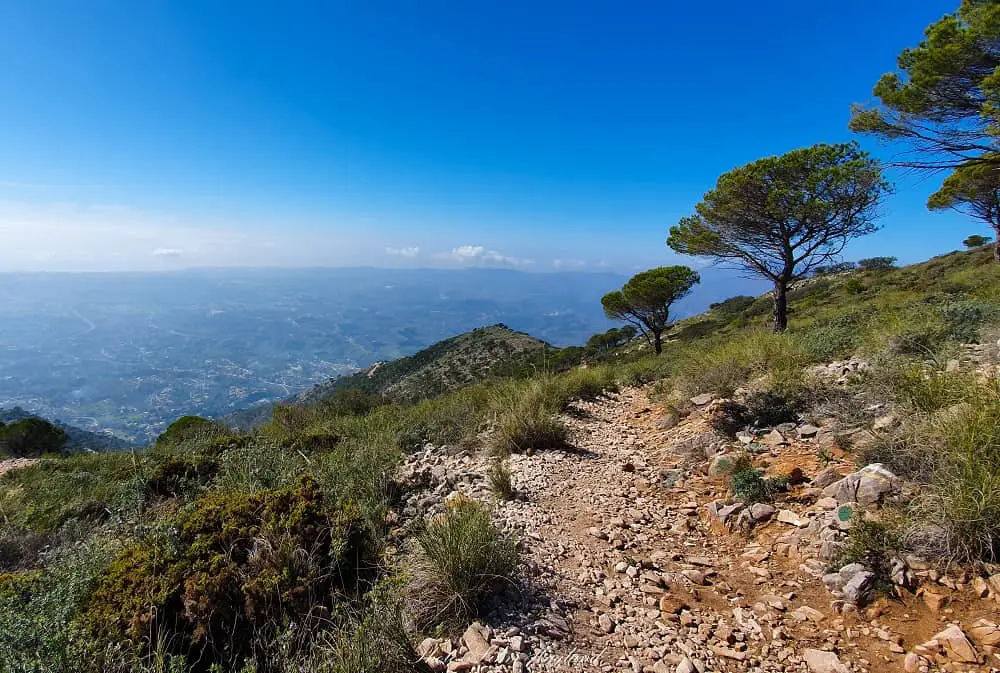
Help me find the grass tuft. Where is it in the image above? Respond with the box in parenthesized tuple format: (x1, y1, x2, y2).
(406, 498, 518, 630)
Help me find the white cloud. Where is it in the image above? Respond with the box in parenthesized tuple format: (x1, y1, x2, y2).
(385, 246, 420, 258)
(451, 244, 485, 260)
(553, 258, 586, 269)
(445, 244, 532, 267)
(152, 248, 183, 257)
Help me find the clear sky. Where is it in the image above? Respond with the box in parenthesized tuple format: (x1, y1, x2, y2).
(0, 1, 983, 273)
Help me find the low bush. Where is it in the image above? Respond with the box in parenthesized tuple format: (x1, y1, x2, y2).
(869, 362, 972, 413)
(0, 418, 68, 457)
(144, 454, 220, 501)
(939, 299, 992, 343)
(0, 539, 119, 673)
(81, 477, 372, 671)
(710, 389, 803, 438)
(310, 591, 426, 673)
(155, 416, 230, 449)
(836, 518, 902, 592)
(858, 256, 897, 271)
(491, 404, 568, 456)
(406, 498, 518, 630)
(710, 295, 756, 318)
(729, 468, 787, 504)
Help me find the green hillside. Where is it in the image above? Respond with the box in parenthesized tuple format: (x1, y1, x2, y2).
(297, 323, 550, 404)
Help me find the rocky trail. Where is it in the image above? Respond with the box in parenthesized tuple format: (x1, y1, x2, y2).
(399, 385, 1000, 673)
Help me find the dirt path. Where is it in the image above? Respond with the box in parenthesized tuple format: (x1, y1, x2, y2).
(406, 387, 1000, 672)
(0, 458, 37, 479)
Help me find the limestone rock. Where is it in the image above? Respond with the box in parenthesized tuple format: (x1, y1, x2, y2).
(843, 572, 873, 605)
(823, 463, 898, 506)
(462, 622, 492, 664)
(813, 466, 842, 488)
(801, 648, 850, 673)
(968, 618, 1000, 647)
(914, 624, 978, 664)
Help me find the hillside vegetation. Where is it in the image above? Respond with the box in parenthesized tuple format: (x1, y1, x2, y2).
(226, 324, 553, 430)
(2, 245, 1000, 671)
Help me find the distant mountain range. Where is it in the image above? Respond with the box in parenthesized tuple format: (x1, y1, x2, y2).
(0, 266, 764, 442)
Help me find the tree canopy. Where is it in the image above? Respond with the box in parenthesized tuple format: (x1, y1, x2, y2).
(928, 160, 1000, 259)
(964, 233, 994, 247)
(601, 266, 699, 354)
(849, 0, 1000, 171)
(0, 418, 68, 457)
(667, 142, 889, 332)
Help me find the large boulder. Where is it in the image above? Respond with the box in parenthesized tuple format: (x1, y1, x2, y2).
(823, 463, 899, 506)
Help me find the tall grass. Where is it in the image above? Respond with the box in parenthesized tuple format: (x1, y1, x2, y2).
(671, 330, 809, 397)
(905, 380, 1000, 563)
(406, 498, 518, 630)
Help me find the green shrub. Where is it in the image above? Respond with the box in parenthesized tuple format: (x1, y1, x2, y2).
(799, 310, 874, 360)
(0, 418, 68, 458)
(309, 589, 425, 673)
(0, 539, 118, 673)
(145, 454, 219, 501)
(858, 256, 897, 271)
(406, 498, 518, 630)
(155, 416, 229, 449)
(836, 518, 902, 591)
(843, 278, 867, 295)
(709, 390, 802, 438)
(729, 468, 787, 504)
(81, 477, 371, 671)
(491, 404, 568, 456)
(871, 362, 972, 413)
(939, 299, 991, 343)
(712, 452, 753, 477)
(710, 295, 756, 318)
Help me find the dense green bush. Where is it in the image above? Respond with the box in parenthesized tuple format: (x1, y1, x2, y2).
(155, 416, 229, 449)
(144, 454, 220, 501)
(836, 518, 902, 592)
(729, 468, 787, 504)
(0, 418, 68, 457)
(709, 295, 756, 317)
(81, 477, 371, 672)
(0, 539, 118, 673)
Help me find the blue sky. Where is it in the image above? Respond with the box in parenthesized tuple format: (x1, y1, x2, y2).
(0, 1, 982, 272)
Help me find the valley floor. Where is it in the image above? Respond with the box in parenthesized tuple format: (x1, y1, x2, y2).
(407, 387, 1000, 673)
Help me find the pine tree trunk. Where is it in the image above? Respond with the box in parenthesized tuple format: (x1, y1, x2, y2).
(653, 330, 663, 355)
(993, 225, 1000, 262)
(773, 280, 789, 333)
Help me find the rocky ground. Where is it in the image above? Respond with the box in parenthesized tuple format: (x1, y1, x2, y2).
(397, 384, 1000, 673)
